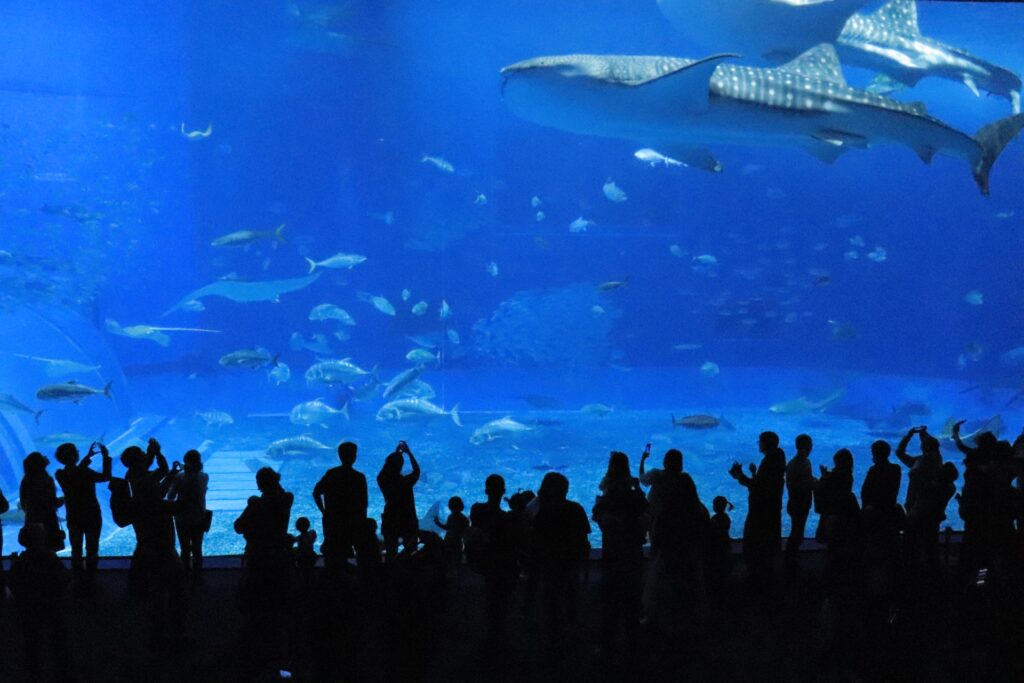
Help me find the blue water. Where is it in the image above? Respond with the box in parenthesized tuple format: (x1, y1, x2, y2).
(0, 1, 1022, 555)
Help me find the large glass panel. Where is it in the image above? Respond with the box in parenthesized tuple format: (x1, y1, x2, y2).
(0, 1, 1021, 555)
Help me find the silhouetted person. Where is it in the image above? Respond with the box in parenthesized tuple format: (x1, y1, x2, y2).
(122, 440, 185, 646)
(645, 447, 709, 634)
(0, 483, 8, 596)
(54, 441, 111, 593)
(532, 471, 591, 657)
(469, 474, 519, 647)
(507, 489, 538, 613)
(861, 440, 902, 599)
(313, 440, 370, 569)
(234, 467, 294, 679)
(8, 523, 71, 683)
(784, 434, 816, 576)
(730, 431, 786, 587)
(639, 445, 687, 522)
(896, 427, 949, 575)
(376, 440, 420, 561)
(707, 496, 734, 599)
(592, 451, 647, 659)
(952, 421, 1007, 578)
(434, 495, 468, 571)
(293, 516, 318, 584)
(815, 449, 861, 582)
(167, 449, 209, 585)
(20, 451, 65, 552)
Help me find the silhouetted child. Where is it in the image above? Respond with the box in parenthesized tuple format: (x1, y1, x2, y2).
(293, 516, 318, 581)
(8, 523, 71, 682)
(707, 496, 734, 598)
(434, 496, 469, 570)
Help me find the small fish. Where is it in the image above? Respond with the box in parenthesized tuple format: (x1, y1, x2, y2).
(290, 399, 348, 428)
(268, 363, 291, 385)
(474, 192, 488, 205)
(669, 244, 684, 258)
(180, 299, 206, 312)
(211, 224, 285, 247)
(865, 73, 905, 96)
(180, 122, 213, 139)
(469, 417, 532, 445)
(358, 292, 396, 316)
(964, 290, 984, 306)
(439, 299, 452, 319)
(36, 380, 112, 404)
(531, 196, 542, 208)
(486, 261, 499, 277)
(672, 414, 721, 429)
(447, 329, 461, 345)
(598, 279, 628, 291)
(569, 216, 594, 233)
(309, 304, 356, 325)
(844, 250, 860, 261)
(421, 155, 454, 173)
(290, 333, 334, 355)
(266, 435, 331, 458)
(401, 288, 411, 301)
(535, 211, 546, 222)
(305, 252, 367, 273)
(406, 349, 440, 365)
(581, 403, 613, 416)
(994, 211, 1015, 220)
(305, 358, 369, 385)
(692, 254, 717, 266)
(849, 235, 866, 247)
(866, 247, 887, 263)
(700, 361, 720, 378)
(673, 343, 702, 351)
(196, 410, 233, 427)
(369, 210, 395, 225)
(602, 178, 628, 202)
(411, 301, 428, 316)
(591, 305, 605, 315)
(220, 348, 279, 369)
(634, 148, 683, 167)
(828, 319, 858, 341)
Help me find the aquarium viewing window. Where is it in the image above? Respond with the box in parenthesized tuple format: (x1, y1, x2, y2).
(0, 0, 1021, 557)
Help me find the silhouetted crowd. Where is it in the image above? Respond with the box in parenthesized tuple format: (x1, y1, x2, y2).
(1, 422, 1024, 681)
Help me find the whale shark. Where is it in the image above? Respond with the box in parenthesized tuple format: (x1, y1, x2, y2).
(657, 0, 871, 62)
(500, 44, 1024, 195)
(837, 0, 1021, 113)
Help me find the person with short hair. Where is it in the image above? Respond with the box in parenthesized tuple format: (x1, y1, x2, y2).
(54, 441, 112, 592)
(313, 441, 369, 569)
(167, 449, 209, 585)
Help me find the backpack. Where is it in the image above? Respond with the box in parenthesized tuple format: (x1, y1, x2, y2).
(108, 477, 135, 528)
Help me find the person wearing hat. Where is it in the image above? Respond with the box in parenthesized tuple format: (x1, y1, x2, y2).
(54, 441, 112, 591)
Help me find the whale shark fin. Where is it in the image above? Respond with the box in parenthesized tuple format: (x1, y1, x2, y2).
(777, 44, 847, 86)
(801, 138, 850, 164)
(635, 54, 738, 113)
(871, 0, 920, 37)
(973, 113, 1024, 196)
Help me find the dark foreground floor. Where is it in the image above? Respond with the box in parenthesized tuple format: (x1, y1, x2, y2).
(0, 551, 1022, 683)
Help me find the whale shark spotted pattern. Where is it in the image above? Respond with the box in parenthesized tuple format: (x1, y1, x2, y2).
(501, 45, 1024, 195)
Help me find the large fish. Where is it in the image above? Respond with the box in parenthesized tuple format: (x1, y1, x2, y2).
(837, 0, 1021, 113)
(106, 319, 221, 347)
(0, 393, 44, 423)
(163, 273, 320, 315)
(266, 435, 331, 458)
(500, 45, 1024, 194)
(469, 417, 533, 445)
(657, 0, 871, 62)
(211, 224, 286, 247)
(381, 366, 423, 400)
(375, 398, 461, 426)
(769, 389, 845, 415)
(2, 353, 100, 377)
(36, 380, 112, 404)
(305, 358, 370, 385)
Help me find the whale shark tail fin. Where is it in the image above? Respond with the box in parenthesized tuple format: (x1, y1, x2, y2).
(973, 113, 1024, 196)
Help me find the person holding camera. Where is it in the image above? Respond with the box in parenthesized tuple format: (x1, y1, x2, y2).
(377, 440, 420, 561)
(54, 441, 112, 592)
(167, 449, 210, 585)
